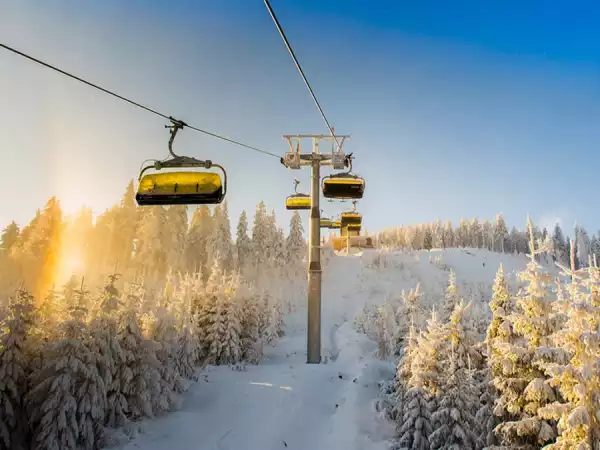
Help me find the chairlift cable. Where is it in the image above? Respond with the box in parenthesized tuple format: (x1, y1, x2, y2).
(0, 42, 280, 159)
(263, 0, 342, 152)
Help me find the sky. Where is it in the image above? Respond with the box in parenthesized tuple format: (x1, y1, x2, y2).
(1, 0, 600, 237)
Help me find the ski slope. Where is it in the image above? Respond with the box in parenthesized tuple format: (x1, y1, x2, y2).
(112, 248, 536, 450)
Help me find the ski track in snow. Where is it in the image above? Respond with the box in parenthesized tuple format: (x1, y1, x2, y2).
(115, 251, 393, 450)
(112, 248, 535, 450)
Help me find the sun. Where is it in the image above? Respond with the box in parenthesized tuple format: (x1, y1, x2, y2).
(55, 250, 86, 285)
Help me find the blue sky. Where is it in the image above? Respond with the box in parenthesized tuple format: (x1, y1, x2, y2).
(1, 0, 599, 237)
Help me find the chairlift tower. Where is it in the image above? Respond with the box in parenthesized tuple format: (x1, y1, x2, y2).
(280, 129, 351, 363)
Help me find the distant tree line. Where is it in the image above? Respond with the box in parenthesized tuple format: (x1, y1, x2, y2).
(375, 213, 600, 268)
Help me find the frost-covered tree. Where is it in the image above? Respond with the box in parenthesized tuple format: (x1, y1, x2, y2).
(108, 180, 139, 272)
(27, 305, 107, 450)
(423, 228, 433, 250)
(146, 310, 184, 414)
(198, 263, 243, 365)
(590, 233, 600, 265)
(487, 264, 511, 348)
(442, 220, 454, 248)
(396, 320, 418, 392)
(135, 205, 168, 279)
(90, 274, 128, 429)
(166, 205, 188, 273)
(409, 309, 447, 395)
(0, 221, 19, 253)
(576, 225, 591, 269)
(17, 196, 63, 298)
(494, 214, 509, 253)
(396, 386, 434, 450)
(482, 220, 493, 250)
(209, 202, 234, 272)
(470, 218, 483, 248)
(492, 218, 557, 448)
(475, 368, 499, 448)
(552, 224, 568, 265)
(171, 276, 201, 378)
(235, 210, 252, 271)
(118, 283, 162, 421)
(444, 299, 482, 371)
(536, 266, 600, 449)
(185, 205, 213, 276)
(251, 201, 271, 276)
(286, 211, 306, 264)
(442, 270, 460, 321)
(0, 289, 36, 450)
(238, 288, 263, 364)
(428, 348, 480, 450)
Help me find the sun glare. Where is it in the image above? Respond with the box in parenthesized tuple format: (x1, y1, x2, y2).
(55, 251, 85, 285)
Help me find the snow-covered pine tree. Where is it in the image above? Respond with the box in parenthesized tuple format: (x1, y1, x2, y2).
(409, 309, 447, 395)
(396, 319, 435, 449)
(423, 228, 433, 250)
(591, 233, 600, 264)
(209, 201, 234, 272)
(235, 210, 252, 272)
(166, 205, 188, 274)
(170, 275, 201, 379)
(89, 274, 128, 430)
(492, 218, 557, 448)
(456, 219, 470, 248)
(395, 385, 434, 450)
(286, 211, 306, 265)
(17, 196, 63, 299)
(251, 201, 270, 280)
(0, 288, 36, 450)
(494, 214, 509, 253)
(442, 220, 454, 249)
(118, 282, 162, 421)
(428, 345, 480, 450)
(487, 264, 511, 351)
(482, 220, 493, 250)
(237, 283, 263, 364)
(272, 226, 286, 270)
(184, 205, 213, 277)
(394, 319, 418, 408)
(475, 367, 499, 448)
(444, 299, 482, 371)
(576, 225, 591, 269)
(263, 292, 285, 344)
(552, 224, 568, 265)
(470, 218, 483, 248)
(134, 204, 169, 280)
(198, 263, 244, 365)
(536, 265, 600, 449)
(442, 270, 460, 321)
(26, 304, 107, 450)
(0, 221, 19, 253)
(146, 308, 184, 414)
(432, 219, 443, 249)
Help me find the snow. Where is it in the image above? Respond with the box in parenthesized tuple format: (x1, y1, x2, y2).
(110, 248, 536, 450)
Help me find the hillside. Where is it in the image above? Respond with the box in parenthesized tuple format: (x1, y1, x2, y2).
(110, 247, 536, 450)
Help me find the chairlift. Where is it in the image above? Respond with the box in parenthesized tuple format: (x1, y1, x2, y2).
(322, 154, 365, 200)
(136, 118, 227, 206)
(340, 200, 362, 227)
(320, 209, 333, 228)
(285, 179, 311, 210)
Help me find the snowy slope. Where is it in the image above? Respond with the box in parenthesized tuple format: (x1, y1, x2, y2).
(111, 248, 536, 450)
